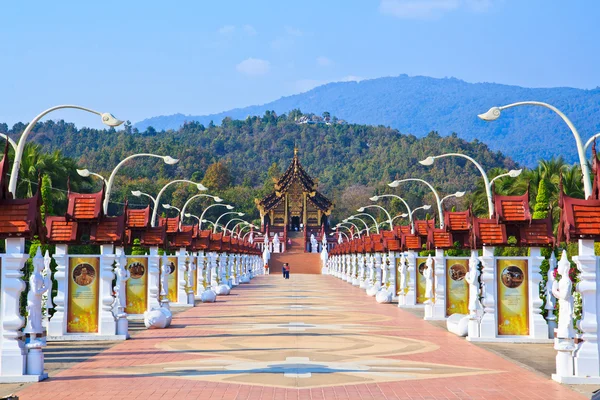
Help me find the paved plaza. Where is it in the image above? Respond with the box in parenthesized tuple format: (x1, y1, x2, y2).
(9, 275, 587, 399)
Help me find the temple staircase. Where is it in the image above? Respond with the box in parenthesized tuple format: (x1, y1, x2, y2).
(269, 232, 322, 274)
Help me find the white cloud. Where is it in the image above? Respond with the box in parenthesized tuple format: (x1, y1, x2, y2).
(338, 75, 362, 82)
(379, 0, 492, 19)
(316, 56, 333, 67)
(285, 25, 303, 37)
(236, 58, 271, 76)
(243, 24, 257, 36)
(218, 25, 236, 35)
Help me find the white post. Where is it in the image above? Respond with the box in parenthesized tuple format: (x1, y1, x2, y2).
(48, 244, 68, 337)
(427, 248, 446, 320)
(404, 251, 417, 306)
(573, 239, 600, 378)
(478, 246, 496, 339)
(99, 244, 117, 336)
(529, 248, 550, 339)
(358, 254, 366, 288)
(148, 247, 161, 310)
(388, 251, 397, 300)
(381, 253, 389, 290)
(114, 248, 129, 337)
(196, 251, 205, 298)
(0, 238, 28, 377)
(176, 248, 188, 305)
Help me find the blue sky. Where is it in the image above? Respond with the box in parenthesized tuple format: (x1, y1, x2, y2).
(1, 0, 599, 128)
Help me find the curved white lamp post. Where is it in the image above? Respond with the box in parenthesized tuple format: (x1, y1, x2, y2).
(420, 154, 520, 218)
(370, 194, 413, 221)
(440, 191, 466, 208)
(388, 178, 444, 227)
(213, 211, 244, 233)
(357, 205, 394, 232)
(102, 153, 180, 214)
(131, 190, 156, 209)
(184, 213, 201, 227)
(225, 218, 248, 233)
(347, 215, 370, 233)
(77, 168, 109, 185)
(149, 179, 205, 227)
(199, 203, 233, 230)
(409, 204, 432, 220)
(179, 194, 223, 228)
(584, 133, 600, 154)
(330, 231, 350, 242)
(162, 203, 181, 216)
(335, 224, 356, 238)
(479, 101, 591, 198)
(0, 133, 17, 151)
(9, 105, 123, 196)
(340, 220, 362, 237)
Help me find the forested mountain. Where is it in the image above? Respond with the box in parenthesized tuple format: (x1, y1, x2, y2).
(135, 74, 600, 166)
(2, 112, 516, 223)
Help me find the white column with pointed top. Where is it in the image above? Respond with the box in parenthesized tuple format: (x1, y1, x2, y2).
(426, 249, 446, 320)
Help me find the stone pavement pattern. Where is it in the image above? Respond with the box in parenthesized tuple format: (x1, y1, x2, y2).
(15, 275, 584, 399)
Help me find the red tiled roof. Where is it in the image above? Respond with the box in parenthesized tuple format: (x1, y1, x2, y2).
(473, 218, 507, 246)
(0, 199, 40, 238)
(402, 234, 421, 250)
(91, 216, 125, 244)
(126, 207, 150, 229)
(444, 211, 470, 232)
(494, 192, 531, 224)
(431, 229, 453, 249)
(520, 219, 554, 247)
(414, 219, 434, 236)
(67, 191, 104, 220)
(558, 194, 600, 242)
(140, 226, 166, 246)
(45, 217, 78, 243)
(169, 231, 193, 249)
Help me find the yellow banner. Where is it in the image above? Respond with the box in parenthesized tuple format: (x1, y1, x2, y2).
(159, 256, 178, 302)
(497, 259, 529, 336)
(446, 258, 469, 316)
(125, 257, 148, 314)
(67, 257, 100, 333)
(416, 257, 429, 304)
(192, 261, 198, 293)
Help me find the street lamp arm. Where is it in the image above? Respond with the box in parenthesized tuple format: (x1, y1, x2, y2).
(390, 178, 443, 228)
(150, 179, 202, 227)
(179, 193, 220, 229)
(483, 101, 591, 198)
(342, 221, 361, 237)
(584, 133, 600, 154)
(0, 133, 17, 151)
(9, 105, 123, 196)
(105, 153, 178, 215)
(199, 203, 229, 230)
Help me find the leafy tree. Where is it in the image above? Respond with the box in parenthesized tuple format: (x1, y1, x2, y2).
(202, 161, 231, 191)
(131, 238, 147, 255)
(532, 178, 549, 219)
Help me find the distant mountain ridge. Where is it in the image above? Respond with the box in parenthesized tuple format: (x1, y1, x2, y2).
(134, 74, 600, 166)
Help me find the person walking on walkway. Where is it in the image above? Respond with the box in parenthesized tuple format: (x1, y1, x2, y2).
(284, 263, 290, 279)
(282, 262, 286, 278)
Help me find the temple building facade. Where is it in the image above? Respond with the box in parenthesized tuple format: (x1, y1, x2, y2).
(255, 149, 334, 233)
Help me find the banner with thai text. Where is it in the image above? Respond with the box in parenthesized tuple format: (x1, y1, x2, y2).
(67, 257, 100, 333)
(445, 258, 469, 316)
(125, 257, 148, 314)
(497, 259, 529, 336)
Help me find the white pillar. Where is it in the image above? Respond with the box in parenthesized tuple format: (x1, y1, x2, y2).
(48, 244, 68, 337)
(99, 244, 117, 336)
(196, 251, 205, 297)
(529, 248, 550, 339)
(176, 248, 188, 305)
(388, 251, 397, 300)
(404, 251, 417, 306)
(478, 246, 497, 339)
(148, 247, 161, 310)
(573, 239, 600, 378)
(0, 238, 28, 377)
(426, 249, 446, 320)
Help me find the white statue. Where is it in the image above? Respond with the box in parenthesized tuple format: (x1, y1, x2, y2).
(552, 250, 574, 341)
(338, 234, 343, 244)
(114, 252, 130, 312)
(398, 253, 407, 293)
(310, 234, 318, 253)
(160, 254, 170, 307)
(424, 255, 434, 302)
(544, 252, 557, 313)
(24, 248, 49, 337)
(465, 253, 482, 317)
(187, 255, 196, 293)
(322, 234, 327, 246)
(273, 234, 280, 253)
(248, 232, 254, 244)
(42, 249, 54, 324)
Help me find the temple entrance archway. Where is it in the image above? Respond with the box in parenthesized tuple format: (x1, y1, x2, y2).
(291, 216, 300, 231)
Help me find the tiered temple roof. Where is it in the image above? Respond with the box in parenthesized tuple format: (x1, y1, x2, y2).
(256, 149, 333, 215)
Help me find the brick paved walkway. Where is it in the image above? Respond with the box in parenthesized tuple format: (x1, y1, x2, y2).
(16, 274, 584, 399)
